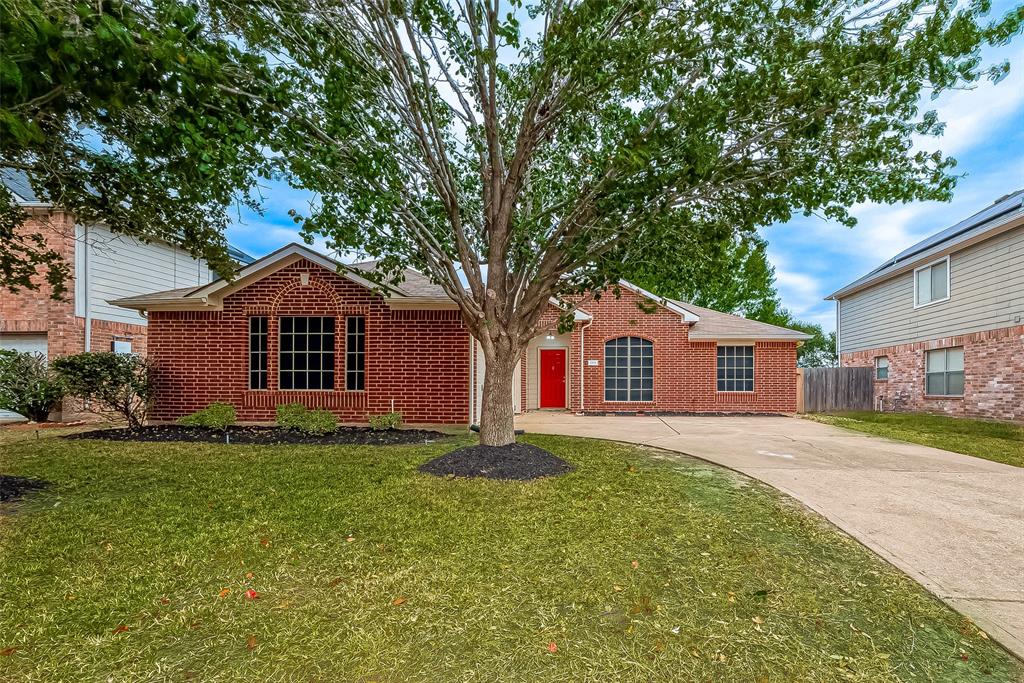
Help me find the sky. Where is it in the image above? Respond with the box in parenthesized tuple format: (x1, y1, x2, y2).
(223, 4, 1024, 333)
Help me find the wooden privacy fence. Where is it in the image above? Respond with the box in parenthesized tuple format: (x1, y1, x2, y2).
(799, 367, 874, 413)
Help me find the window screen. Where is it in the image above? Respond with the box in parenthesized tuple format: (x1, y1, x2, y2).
(604, 337, 653, 402)
(717, 346, 754, 392)
(279, 316, 335, 390)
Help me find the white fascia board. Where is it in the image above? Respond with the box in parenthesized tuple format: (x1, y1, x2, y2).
(617, 281, 700, 322)
(546, 297, 593, 321)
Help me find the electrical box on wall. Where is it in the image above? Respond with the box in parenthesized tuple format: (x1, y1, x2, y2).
(112, 340, 132, 354)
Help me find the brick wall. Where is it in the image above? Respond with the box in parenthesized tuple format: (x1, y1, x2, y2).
(526, 289, 799, 414)
(147, 259, 471, 424)
(842, 325, 1024, 422)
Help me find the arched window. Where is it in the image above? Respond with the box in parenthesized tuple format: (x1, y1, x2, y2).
(604, 337, 653, 402)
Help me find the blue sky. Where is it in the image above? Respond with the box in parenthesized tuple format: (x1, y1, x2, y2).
(224, 7, 1024, 333)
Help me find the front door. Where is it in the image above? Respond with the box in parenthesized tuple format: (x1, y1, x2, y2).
(539, 348, 567, 409)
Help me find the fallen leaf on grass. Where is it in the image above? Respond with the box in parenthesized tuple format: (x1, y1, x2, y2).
(630, 560, 639, 569)
(328, 577, 345, 587)
(752, 616, 764, 625)
(259, 538, 271, 548)
(245, 572, 255, 580)
(612, 585, 623, 592)
(547, 642, 558, 654)
(111, 625, 129, 635)
(246, 635, 257, 652)
(218, 588, 231, 599)
(0, 647, 16, 656)
(392, 597, 407, 606)
(978, 630, 989, 640)
(244, 589, 260, 600)
(159, 597, 170, 606)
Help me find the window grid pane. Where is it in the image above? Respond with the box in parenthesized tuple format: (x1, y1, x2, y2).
(717, 346, 754, 392)
(603, 337, 653, 402)
(925, 347, 964, 396)
(278, 316, 335, 391)
(346, 316, 366, 391)
(249, 317, 268, 389)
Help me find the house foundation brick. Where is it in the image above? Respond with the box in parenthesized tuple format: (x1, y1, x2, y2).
(841, 325, 1023, 422)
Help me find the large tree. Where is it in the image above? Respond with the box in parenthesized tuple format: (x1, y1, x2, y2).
(0, 0, 287, 296)
(214, 0, 1020, 445)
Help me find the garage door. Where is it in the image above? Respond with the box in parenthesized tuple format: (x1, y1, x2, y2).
(0, 333, 49, 422)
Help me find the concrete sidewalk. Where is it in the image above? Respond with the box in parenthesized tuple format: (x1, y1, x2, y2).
(517, 412, 1024, 659)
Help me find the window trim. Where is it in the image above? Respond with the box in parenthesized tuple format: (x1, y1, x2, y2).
(913, 255, 951, 309)
(277, 315, 336, 392)
(924, 346, 964, 398)
(874, 356, 889, 381)
(603, 336, 654, 403)
(345, 315, 366, 392)
(716, 344, 755, 393)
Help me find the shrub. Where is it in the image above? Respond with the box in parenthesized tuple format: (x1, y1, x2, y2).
(275, 403, 338, 435)
(178, 402, 236, 429)
(275, 403, 308, 430)
(0, 350, 65, 422)
(368, 411, 402, 431)
(53, 352, 153, 428)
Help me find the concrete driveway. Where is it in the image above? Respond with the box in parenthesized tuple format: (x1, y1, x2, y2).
(516, 412, 1024, 658)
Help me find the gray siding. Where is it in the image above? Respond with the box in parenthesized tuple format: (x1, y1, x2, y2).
(839, 224, 1024, 353)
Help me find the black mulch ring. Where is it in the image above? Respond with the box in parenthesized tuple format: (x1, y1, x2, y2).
(0, 475, 49, 503)
(419, 443, 574, 481)
(64, 425, 446, 446)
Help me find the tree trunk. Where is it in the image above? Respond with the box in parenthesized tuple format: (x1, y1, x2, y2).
(478, 342, 519, 447)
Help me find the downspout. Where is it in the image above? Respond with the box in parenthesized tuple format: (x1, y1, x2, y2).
(835, 300, 841, 366)
(468, 335, 475, 426)
(83, 224, 91, 352)
(579, 318, 593, 414)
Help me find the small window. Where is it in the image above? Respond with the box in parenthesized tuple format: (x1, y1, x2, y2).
(717, 345, 754, 392)
(604, 337, 653, 402)
(925, 347, 964, 396)
(249, 317, 268, 389)
(346, 316, 366, 391)
(279, 316, 335, 390)
(915, 257, 949, 307)
(875, 356, 889, 380)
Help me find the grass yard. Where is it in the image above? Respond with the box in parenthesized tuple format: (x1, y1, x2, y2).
(807, 412, 1024, 468)
(0, 431, 1019, 682)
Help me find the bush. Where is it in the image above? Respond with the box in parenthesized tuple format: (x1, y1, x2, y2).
(178, 402, 236, 429)
(53, 352, 153, 428)
(275, 403, 338, 435)
(0, 350, 65, 422)
(368, 411, 402, 431)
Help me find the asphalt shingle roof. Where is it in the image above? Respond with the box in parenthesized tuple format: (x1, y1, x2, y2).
(669, 300, 812, 340)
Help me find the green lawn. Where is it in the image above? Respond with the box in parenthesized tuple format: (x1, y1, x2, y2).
(1, 431, 1019, 682)
(806, 412, 1024, 468)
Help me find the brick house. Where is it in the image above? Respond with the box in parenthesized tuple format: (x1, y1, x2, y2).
(0, 169, 252, 420)
(112, 243, 810, 425)
(827, 189, 1024, 422)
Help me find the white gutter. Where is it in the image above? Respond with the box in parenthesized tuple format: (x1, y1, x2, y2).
(468, 335, 475, 425)
(578, 318, 593, 413)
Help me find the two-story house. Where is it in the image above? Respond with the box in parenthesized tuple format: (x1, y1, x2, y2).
(0, 169, 253, 420)
(827, 189, 1023, 422)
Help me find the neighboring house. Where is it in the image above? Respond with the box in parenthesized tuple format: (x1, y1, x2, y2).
(112, 243, 810, 425)
(0, 169, 253, 420)
(827, 189, 1024, 422)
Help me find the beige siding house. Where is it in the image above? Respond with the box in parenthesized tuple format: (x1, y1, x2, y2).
(827, 189, 1024, 422)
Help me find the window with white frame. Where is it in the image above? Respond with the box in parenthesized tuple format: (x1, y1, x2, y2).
(279, 316, 335, 390)
(717, 345, 754, 392)
(875, 356, 889, 380)
(249, 316, 268, 389)
(604, 337, 653, 402)
(914, 257, 949, 307)
(345, 316, 365, 391)
(925, 347, 963, 396)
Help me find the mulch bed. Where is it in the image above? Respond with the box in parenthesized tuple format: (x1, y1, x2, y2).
(419, 442, 574, 481)
(0, 475, 49, 503)
(64, 425, 447, 446)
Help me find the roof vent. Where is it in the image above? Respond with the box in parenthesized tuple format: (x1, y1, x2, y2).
(300, 272, 310, 286)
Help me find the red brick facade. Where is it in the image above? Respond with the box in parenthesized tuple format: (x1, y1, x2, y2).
(0, 211, 147, 359)
(517, 289, 800, 414)
(147, 259, 471, 424)
(842, 325, 1024, 422)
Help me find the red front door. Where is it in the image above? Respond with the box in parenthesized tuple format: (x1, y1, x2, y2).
(539, 349, 567, 409)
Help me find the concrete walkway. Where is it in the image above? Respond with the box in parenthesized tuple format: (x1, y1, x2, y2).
(516, 412, 1024, 658)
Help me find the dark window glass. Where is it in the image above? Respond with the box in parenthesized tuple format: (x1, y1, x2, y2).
(925, 347, 963, 396)
(249, 317, 268, 389)
(717, 346, 754, 392)
(346, 316, 366, 391)
(603, 337, 653, 402)
(278, 316, 335, 390)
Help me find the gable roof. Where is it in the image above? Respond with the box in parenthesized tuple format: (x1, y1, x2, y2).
(111, 242, 451, 310)
(668, 300, 813, 341)
(827, 189, 1024, 300)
